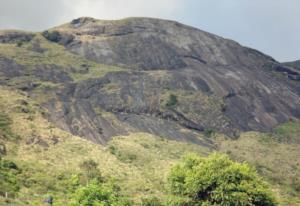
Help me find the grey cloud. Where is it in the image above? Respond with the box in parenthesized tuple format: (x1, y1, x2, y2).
(0, 0, 72, 31)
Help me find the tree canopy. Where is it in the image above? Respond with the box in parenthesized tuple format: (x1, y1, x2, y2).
(167, 153, 277, 206)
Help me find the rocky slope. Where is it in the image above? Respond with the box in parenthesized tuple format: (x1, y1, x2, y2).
(283, 60, 300, 71)
(0, 17, 299, 144)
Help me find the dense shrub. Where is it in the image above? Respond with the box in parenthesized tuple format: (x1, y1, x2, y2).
(42, 30, 60, 42)
(42, 30, 61, 43)
(167, 153, 277, 206)
(42, 30, 74, 45)
(166, 94, 178, 108)
(70, 180, 132, 206)
(203, 128, 215, 138)
(0, 158, 21, 198)
(108, 145, 137, 163)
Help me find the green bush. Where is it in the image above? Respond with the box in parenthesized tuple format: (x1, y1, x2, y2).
(166, 94, 178, 108)
(167, 153, 277, 206)
(203, 128, 215, 138)
(70, 180, 132, 206)
(42, 30, 61, 43)
(108, 145, 137, 163)
(0, 158, 21, 198)
(16, 41, 23, 47)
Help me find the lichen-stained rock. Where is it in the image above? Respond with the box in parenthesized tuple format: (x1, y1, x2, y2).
(0, 17, 299, 144)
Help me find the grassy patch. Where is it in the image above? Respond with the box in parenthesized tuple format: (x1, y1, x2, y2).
(273, 121, 300, 143)
(217, 131, 300, 205)
(0, 34, 127, 83)
(70, 64, 125, 82)
(0, 114, 15, 140)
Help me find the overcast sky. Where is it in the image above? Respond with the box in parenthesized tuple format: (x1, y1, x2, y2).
(0, 0, 299, 62)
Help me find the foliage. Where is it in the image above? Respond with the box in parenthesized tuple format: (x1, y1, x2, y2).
(108, 145, 137, 163)
(16, 41, 23, 47)
(70, 159, 131, 205)
(165, 94, 178, 108)
(80, 159, 103, 184)
(0, 89, 296, 205)
(141, 196, 162, 206)
(203, 128, 215, 138)
(273, 121, 300, 143)
(42, 30, 61, 43)
(217, 131, 300, 205)
(0, 158, 21, 198)
(165, 196, 193, 206)
(168, 153, 277, 206)
(0, 113, 16, 140)
(70, 179, 132, 206)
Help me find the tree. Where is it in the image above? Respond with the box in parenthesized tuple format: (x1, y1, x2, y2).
(70, 180, 131, 206)
(0, 158, 21, 198)
(167, 153, 277, 206)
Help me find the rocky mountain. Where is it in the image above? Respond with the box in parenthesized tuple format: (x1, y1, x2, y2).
(1, 17, 300, 205)
(283, 60, 300, 70)
(0, 17, 299, 145)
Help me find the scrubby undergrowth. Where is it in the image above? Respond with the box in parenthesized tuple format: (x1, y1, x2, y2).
(0, 87, 299, 205)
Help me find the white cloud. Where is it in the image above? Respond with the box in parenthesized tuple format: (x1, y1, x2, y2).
(65, 0, 185, 20)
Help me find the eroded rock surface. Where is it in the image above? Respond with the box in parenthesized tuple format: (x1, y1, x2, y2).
(0, 17, 299, 144)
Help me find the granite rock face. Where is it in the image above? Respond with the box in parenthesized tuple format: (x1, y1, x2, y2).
(0, 17, 299, 144)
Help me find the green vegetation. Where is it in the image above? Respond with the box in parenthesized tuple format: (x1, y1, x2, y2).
(0, 34, 127, 83)
(0, 113, 14, 140)
(165, 94, 177, 108)
(71, 64, 125, 82)
(141, 196, 162, 206)
(273, 121, 300, 143)
(0, 88, 298, 205)
(70, 180, 131, 206)
(108, 145, 137, 163)
(218, 131, 300, 205)
(69, 158, 131, 206)
(42, 30, 62, 43)
(203, 128, 215, 138)
(0, 23, 299, 206)
(0, 158, 21, 198)
(167, 153, 277, 206)
(79, 159, 103, 184)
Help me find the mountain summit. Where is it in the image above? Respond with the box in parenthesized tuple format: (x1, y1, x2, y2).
(0, 17, 300, 205)
(0, 17, 299, 144)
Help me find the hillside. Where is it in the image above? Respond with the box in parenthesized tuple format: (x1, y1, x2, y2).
(283, 60, 300, 70)
(1, 17, 299, 144)
(0, 86, 299, 205)
(0, 17, 299, 205)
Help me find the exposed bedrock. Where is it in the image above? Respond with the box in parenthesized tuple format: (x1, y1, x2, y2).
(0, 17, 299, 144)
